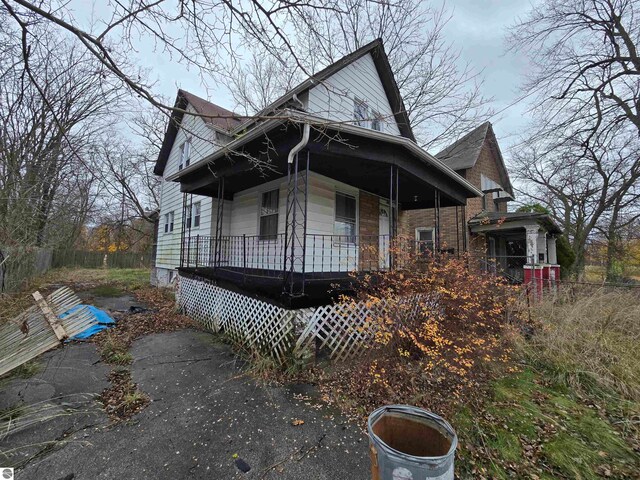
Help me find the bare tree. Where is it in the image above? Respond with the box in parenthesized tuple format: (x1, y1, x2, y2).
(227, 0, 491, 149)
(1, 0, 353, 121)
(509, 0, 640, 144)
(509, 0, 640, 279)
(511, 126, 640, 278)
(0, 23, 124, 247)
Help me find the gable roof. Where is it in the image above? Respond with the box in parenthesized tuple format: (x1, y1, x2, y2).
(435, 122, 491, 170)
(435, 121, 514, 197)
(234, 38, 415, 141)
(155, 39, 415, 176)
(154, 90, 244, 175)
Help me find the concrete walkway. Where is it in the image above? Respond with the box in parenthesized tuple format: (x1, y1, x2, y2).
(1, 330, 370, 479)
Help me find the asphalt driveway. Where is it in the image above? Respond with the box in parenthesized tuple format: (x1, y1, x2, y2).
(1, 329, 370, 479)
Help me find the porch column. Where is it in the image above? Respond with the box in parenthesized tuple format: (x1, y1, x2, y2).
(538, 231, 548, 263)
(547, 236, 557, 264)
(525, 225, 539, 264)
(283, 150, 309, 295)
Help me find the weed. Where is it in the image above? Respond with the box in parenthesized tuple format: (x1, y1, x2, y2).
(99, 334, 132, 365)
(0, 361, 40, 387)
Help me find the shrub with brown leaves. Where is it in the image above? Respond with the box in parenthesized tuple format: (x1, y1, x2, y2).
(325, 248, 519, 416)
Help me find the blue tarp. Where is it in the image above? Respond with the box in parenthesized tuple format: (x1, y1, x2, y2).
(59, 305, 116, 340)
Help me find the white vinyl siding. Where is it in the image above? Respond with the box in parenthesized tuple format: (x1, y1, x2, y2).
(155, 103, 221, 270)
(307, 52, 401, 136)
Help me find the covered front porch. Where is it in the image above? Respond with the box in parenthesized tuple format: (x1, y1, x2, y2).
(170, 117, 481, 306)
(468, 212, 563, 285)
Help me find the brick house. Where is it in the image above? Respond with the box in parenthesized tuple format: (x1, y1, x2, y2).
(400, 122, 562, 284)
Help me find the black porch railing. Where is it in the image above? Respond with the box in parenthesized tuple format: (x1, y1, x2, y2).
(470, 255, 533, 283)
(180, 233, 415, 278)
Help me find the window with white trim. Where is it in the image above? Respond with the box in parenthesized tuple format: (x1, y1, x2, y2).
(416, 227, 434, 254)
(259, 189, 279, 240)
(164, 211, 174, 233)
(192, 201, 201, 228)
(353, 98, 368, 127)
(179, 139, 191, 170)
(371, 111, 384, 132)
(334, 192, 357, 242)
(184, 201, 200, 229)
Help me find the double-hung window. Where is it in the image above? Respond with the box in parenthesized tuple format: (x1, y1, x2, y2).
(164, 212, 174, 233)
(179, 139, 191, 170)
(334, 192, 357, 243)
(192, 201, 201, 228)
(371, 112, 383, 132)
(353, 98, 368, 127)
(259, 189, 279, 240)
(185, 201, 200, 229)
(416, 227, 435, 254)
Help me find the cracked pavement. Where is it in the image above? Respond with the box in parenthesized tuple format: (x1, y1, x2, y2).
(1, 329, 370, 479)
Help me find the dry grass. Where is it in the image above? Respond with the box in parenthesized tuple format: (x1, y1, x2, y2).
(524, 288, 640, 402)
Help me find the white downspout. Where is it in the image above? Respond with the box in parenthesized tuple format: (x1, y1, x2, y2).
(288, 122, 310, 164)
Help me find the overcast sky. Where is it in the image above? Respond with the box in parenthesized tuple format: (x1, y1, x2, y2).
(78, 1, 536, 154)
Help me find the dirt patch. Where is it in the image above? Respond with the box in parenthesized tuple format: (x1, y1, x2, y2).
(100, 368, 149, 421)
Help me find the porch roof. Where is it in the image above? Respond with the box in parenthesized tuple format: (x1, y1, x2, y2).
(166, 111, 483, 209)
(468, 212, 563, 235)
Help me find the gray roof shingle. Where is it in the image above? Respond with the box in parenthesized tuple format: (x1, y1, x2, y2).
(435, 121, 491, 171)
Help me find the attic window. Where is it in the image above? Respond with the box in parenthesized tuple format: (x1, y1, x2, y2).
(354, 98, 368, 127)
(179, 139, 191, 170)
(371, 112, 384, 132)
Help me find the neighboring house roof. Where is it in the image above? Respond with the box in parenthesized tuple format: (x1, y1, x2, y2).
(468, 211, 563, 235)
(154, 90, 245, 176)
(435, 122, 490, 170)
(435, 121, 514, 197)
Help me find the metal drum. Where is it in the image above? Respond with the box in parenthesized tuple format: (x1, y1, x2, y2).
(368, 405, 457, 480)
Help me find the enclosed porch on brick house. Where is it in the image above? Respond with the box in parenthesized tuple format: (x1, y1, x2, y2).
(467, 212, 563, 284)
(168, 116, 482, 307)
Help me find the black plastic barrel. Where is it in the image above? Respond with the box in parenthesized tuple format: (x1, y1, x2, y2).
(368, 405, 457, 480)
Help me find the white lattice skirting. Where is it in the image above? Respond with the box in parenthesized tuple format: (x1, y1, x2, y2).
(177, 274, 428, 363)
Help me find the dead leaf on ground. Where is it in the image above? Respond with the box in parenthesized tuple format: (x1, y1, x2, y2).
(291, 419, 305, 426)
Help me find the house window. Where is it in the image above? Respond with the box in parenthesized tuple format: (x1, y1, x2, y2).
(164, 211, 174, 233)
(259, 189, 279, 240)
(185, 201, 200, 229)
(416, 227, 434, 254)
(353, 98, 368, 127)
(192, 201, 201, 228)
(179, 139, 191, 170)
(335, 192, 357, 242)
(371, 112, 383, 132)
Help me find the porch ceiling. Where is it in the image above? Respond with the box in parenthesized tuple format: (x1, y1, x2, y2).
(177, 122, 478, 208)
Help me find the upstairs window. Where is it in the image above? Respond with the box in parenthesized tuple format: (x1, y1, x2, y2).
(179, 139, 191, 170)
(334, 192, 357, 242)
(259, 189, 279, 240)
(353, 98, 368, 127)
(164, 211, 174, 233)
(371, 112, 384, 132)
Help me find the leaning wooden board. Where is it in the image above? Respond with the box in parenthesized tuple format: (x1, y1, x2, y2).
(0, 287, 98, 376)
